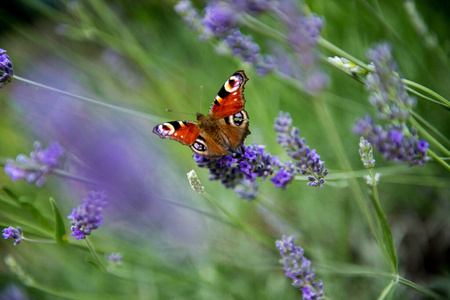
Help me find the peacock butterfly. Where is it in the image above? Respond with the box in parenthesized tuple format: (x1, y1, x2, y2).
(153, 70, 251, 159)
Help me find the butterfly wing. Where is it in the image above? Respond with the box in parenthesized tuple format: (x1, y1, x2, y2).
(208, 70, 250, 151)
(153, 121, 199, 146)
(208, 70, 249, 118)
(152, 120, 229, 158)
(153, 70, 251, 159)
(217, 109, 250, 152)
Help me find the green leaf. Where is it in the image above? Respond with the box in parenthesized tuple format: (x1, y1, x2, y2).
(370, 193, 398, 273)
(49, 197, 68, 245)
(2, 186, 20, 202)
(19, 201, 54, 232)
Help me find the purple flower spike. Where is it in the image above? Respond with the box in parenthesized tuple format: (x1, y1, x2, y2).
(4, 141, 64, 186)
(271, 161, 296, 189)
(276, 236, 324, 300)
(223, 29, 276, 75)
(174, 1, 208, 37)
(277, 2, 328, 94)
(2, 226, 23, 246)
(0, 49, 14, 88)
(354, 116, 429, 166)
(174, 1, 275, 76)
(274, 112, 328, 188)
(203, 2, 237, 37)
(354, 43, 428, 166)
(68, 191, 108, 240)
(194, 143, 281, 200)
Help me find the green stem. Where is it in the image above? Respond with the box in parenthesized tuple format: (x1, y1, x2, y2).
(398, 277, 444, 300)
(377, 279, 397, 300)
(202, 192, 273, 247)
(403, 79, 450, 108)
(318, 37, 372, 71)
(427, 149, 450, 172)
(409, 115, 450, 157)
(406, 86, 450, 110)
(241, 14, 286, 42)
(22, 237, 56, 244)
(313, 98, 381, 252)
(412, 111, 450, 150)
(13, 75, 156, 121)
(84, 237, 108, 273)
(52, 169, 97, 185)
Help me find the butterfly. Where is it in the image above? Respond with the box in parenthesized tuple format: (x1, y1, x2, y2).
(153, 70, 251, 159)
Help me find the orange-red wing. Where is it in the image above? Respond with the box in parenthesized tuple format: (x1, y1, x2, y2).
(152, 121, 199, 146)
(209, 70, 249, 119)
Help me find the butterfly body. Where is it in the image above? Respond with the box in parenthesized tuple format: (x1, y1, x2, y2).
(153, 70, 250, 159)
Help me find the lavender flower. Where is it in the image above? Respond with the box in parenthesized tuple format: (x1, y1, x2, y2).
(2, 226, 23, 246)
(359, 137, 382, 185)
(194, 143, 280, 200)
(174, 1, 275, 76)
(4, 141, 64, 186)
(203, 2, 237, 36)
(359, 137, 376, 169)
(187, 170, 205, 194)
(234, 179, 259, 200)
(354, 116, 428, 166)
(276, 235, 324, 299)
(366, 43, 416, 123)
(105, 253, 122, 265)
(0, 48, 13, 88)
(278, 3, 328, 94)
(222, 29, 276, 76)
(68, 191, 108, 240)
(275, 112, 328, 188)
(230, 0, 275, 14)
(174, 1, 208, 37)
(270, 160, 297, 189)
(328, 56, 366, 74)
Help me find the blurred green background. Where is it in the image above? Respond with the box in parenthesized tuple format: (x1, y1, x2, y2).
(0, 0, 449, 299)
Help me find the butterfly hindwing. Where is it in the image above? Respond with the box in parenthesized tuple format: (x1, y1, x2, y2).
(217, 109, 250, 151)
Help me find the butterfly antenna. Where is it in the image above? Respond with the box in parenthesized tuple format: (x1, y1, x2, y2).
(165, 109, 196, 117)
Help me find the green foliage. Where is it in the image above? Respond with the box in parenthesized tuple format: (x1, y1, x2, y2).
(0, 0, 449, 299)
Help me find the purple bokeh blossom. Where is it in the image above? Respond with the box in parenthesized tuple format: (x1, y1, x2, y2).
(174, 1, 276, 76)
(276, 235, 324, 300)
(68, 191, 108, 240)
(277, 2, 328, 94)
(203, 2, 237, 36)
(4, 141, 64, 186)
(105, 253, 122, 265)
(0, 48, 13, 88)
(2, 226, 23, 246)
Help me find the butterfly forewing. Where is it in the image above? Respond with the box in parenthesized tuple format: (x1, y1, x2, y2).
(209, 70, 248, 119)
(152, 121, 199, 145)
